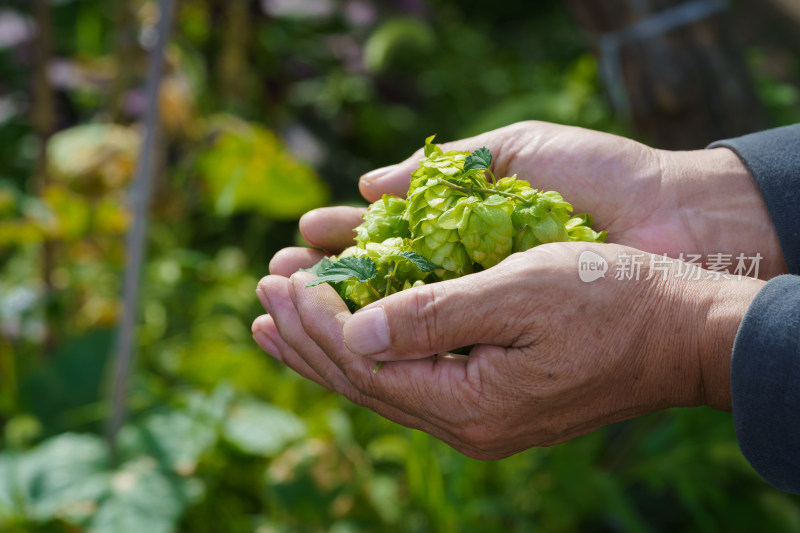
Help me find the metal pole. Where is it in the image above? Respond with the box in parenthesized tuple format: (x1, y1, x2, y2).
(107, 0, 176, 456)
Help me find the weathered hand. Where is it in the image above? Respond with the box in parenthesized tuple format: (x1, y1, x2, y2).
(270, 121, 786, 279)
(253, 243, 763, 458)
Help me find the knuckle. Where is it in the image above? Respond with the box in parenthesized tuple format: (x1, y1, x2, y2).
(408, 284, 447, 354)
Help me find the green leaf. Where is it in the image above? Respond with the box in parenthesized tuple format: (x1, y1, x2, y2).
(305, 256, 378, 287)
(399, 251, 441, 272)
(223, 399, 306, 456)
(0, 433, 111, 523)
(47, 124, 140, 185)
(90, 457, 201, 533)
(196, 119, 329, 220)
(299, 257, 332, 277)
(463, 146, 492, 173)
(118, 386, 233, 476)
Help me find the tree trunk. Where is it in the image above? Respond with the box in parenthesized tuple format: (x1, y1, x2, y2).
(32, 0, 57, 354)
(564, 0, 768, 149)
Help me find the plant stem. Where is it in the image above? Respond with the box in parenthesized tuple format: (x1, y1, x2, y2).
(440, 180, 528, 204)
(366, 282, 382, 300)
(384, 264, 397, 297)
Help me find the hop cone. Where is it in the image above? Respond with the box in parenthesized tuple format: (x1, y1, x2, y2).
(364, 237, 427, 286)
(354, 194, 410, 247)
(566, 213, 607, 243)
(440, 195, 515, 269)
(495, 176, 531, 195)
(511, 190, 573, 253)
(405, 179, 472, 276)
(408, 135, 468, 196)
(403, 138, 475, 276)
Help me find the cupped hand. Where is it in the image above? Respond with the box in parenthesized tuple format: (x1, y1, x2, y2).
(254, 242, 764, 459)
(271, 121, 786, 279)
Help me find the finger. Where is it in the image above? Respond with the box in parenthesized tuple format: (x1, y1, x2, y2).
(252, 314, 334, 391)
(260, 275, 471, 444)
(340, 266, 524, 361)
(260, 275, 356, 393)
(359, 163, 416, 202)
(269, 247, 327, 277)
(289, 272, 481, 428)
(299, 206, 365, 252)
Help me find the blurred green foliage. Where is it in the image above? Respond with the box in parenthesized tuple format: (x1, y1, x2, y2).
(0, 0, 798, 532)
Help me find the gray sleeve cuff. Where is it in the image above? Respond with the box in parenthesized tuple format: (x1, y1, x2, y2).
(708, 124, 800, 274)
(731, 274, 800, 494)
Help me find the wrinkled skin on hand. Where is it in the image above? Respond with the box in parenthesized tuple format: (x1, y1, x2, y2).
(254, 243, 763, 458)
(257, 120, 785, 457)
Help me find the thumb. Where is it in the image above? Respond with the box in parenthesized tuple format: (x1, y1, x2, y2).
(342, 273, 514, 361)
(358, 158, 419, 203)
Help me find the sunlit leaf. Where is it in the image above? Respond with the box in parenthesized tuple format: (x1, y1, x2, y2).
(197, 118, 329, 220)
(47, 124, 140, 190)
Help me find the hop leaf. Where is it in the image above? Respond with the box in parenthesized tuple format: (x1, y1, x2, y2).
(463, 147, 492, 173)
(306, 256, 378, 287)
(300, 257, 333, 277)
(399, 251, 440, 272)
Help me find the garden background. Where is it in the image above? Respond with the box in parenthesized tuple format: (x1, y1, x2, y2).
(1, 0, 799, 531)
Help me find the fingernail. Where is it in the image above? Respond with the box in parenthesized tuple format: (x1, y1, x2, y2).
(361, 164, 397, 183)
(253, 330, 281, 360)
(256, 288, 269, 311)
(343, 307, 390, 356)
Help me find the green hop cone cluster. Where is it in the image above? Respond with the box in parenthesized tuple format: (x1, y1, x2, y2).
(404, 137, 473, 277)
(355, 194, 410, 247)
(304, 136, 607, 311)
(438, 195, 514, 269)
